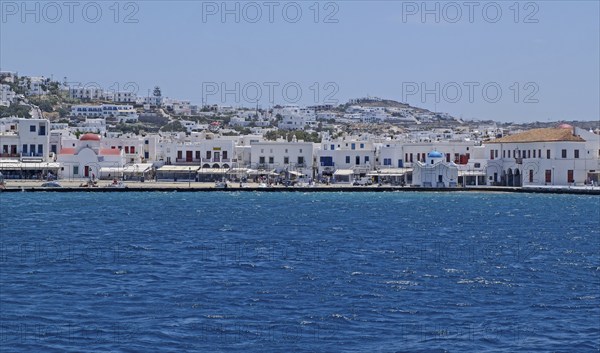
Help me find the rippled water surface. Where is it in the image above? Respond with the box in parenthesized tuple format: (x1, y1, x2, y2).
(1, 192, 599, 352)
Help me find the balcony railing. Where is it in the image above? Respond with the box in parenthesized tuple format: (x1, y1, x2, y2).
(176, 158, 202, 164)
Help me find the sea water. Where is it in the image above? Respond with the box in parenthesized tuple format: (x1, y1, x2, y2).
(0, 192, 598, 352)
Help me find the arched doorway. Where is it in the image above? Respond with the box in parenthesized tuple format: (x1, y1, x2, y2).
(514, 169, 521, 187)
(507, 168, 514, 186)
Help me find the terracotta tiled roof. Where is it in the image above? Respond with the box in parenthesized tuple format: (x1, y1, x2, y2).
(59, 148, 76, 155)
(490, 128, 585, 143)
(99, 149, 122, 156)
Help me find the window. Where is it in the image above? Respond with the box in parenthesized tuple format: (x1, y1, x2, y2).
(269, 157, 274, 164)
(125, 146, 130, 153)
(73, 166, 79, 175)
(508, 150, 511, 158)
(546, 150, 551, 159)
(330, 144, 335, 150)
(223, 151, 228, 159)
(145, 140, 149, 145)
(30, 125, 36, 132)
(195, 151, 201, 160)
(574, 150, 579, 158)
(130, 146, 135, 153)
(297, 156, 305, 165)
(351, 143, 356, 150)
(38, 144, 43, 155)
(360, 143, 364, 149)
(495, 150, 498, 158)
(346, 156, 350, 163)
(503, 150, 506, 158)
(365, 156, 370, 163)
(206, 151, 211, 159)
(259, 156, 265, 164)
(533, 150, 536, 158)
(38, 125, 46, 136)
(474, 163, 481, 168)
(22, 144, 28, 154)
(355, 156, 360, 165)
(561, 149, 567, 158)
(384, 158, 391, 166)
(284, 157, 289, 164)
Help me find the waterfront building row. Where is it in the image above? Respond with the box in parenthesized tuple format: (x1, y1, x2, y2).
(1, 118, 598, 187)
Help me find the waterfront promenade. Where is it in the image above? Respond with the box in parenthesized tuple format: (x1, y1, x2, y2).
(1, 179, 599, 195)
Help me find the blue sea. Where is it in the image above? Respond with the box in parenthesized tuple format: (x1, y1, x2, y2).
(0, 192, 598, 352)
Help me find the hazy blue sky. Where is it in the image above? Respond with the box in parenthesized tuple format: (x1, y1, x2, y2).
(1, 1, 598, 122)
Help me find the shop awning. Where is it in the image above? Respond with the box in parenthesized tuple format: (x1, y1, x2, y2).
(122, 163, 153, 173)
(333, 169, 354, 176)
(157, 165, 200, 172)
(367, 168, 409, 177)
(227, 168, 250, 174)
(197, 168, 227, 174)
(0, 162, 60, 170)
(458, 170, 486, 176)
(247, 169, 278, 176)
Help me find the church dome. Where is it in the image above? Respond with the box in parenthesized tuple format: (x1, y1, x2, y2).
(80, 133, 101, 141)
(428, 151, 443, 158)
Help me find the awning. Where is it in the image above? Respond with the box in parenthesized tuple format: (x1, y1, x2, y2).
(197, 168, 227, 174)
(458, 170, 486, 176)
(157, 165, 200, 172)
(227, 168, 250, 174)
(333, 169, 354, 176)
(0, 162, 60, 170)
(99, 167, 124, 175)
(122, 163, 153, 173)
(247, 169, 278, 176)
(367, 168, 409, 177)
(288, 171, 306, 177)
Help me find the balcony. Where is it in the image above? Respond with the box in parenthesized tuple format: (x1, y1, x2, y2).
(175, 158, 202, 164)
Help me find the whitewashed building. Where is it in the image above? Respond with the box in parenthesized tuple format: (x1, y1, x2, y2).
(485, 125, 600, 186)
(0, 118, 50, 161)
(250, 141, 314, 174)
(0, 84, 16, 107)
(69, 87, 107, 100)
(57, 133, 125, 179)
(71, 104, 138, 122)
(412, 151, 459, 187)
(317, 138, 377, 181)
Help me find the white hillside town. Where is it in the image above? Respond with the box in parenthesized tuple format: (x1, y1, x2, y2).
(1, 72, 599, 189)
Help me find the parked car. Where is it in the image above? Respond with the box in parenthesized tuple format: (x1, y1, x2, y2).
(353, 177, 373, 186)
(41, 181, 62, 188)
